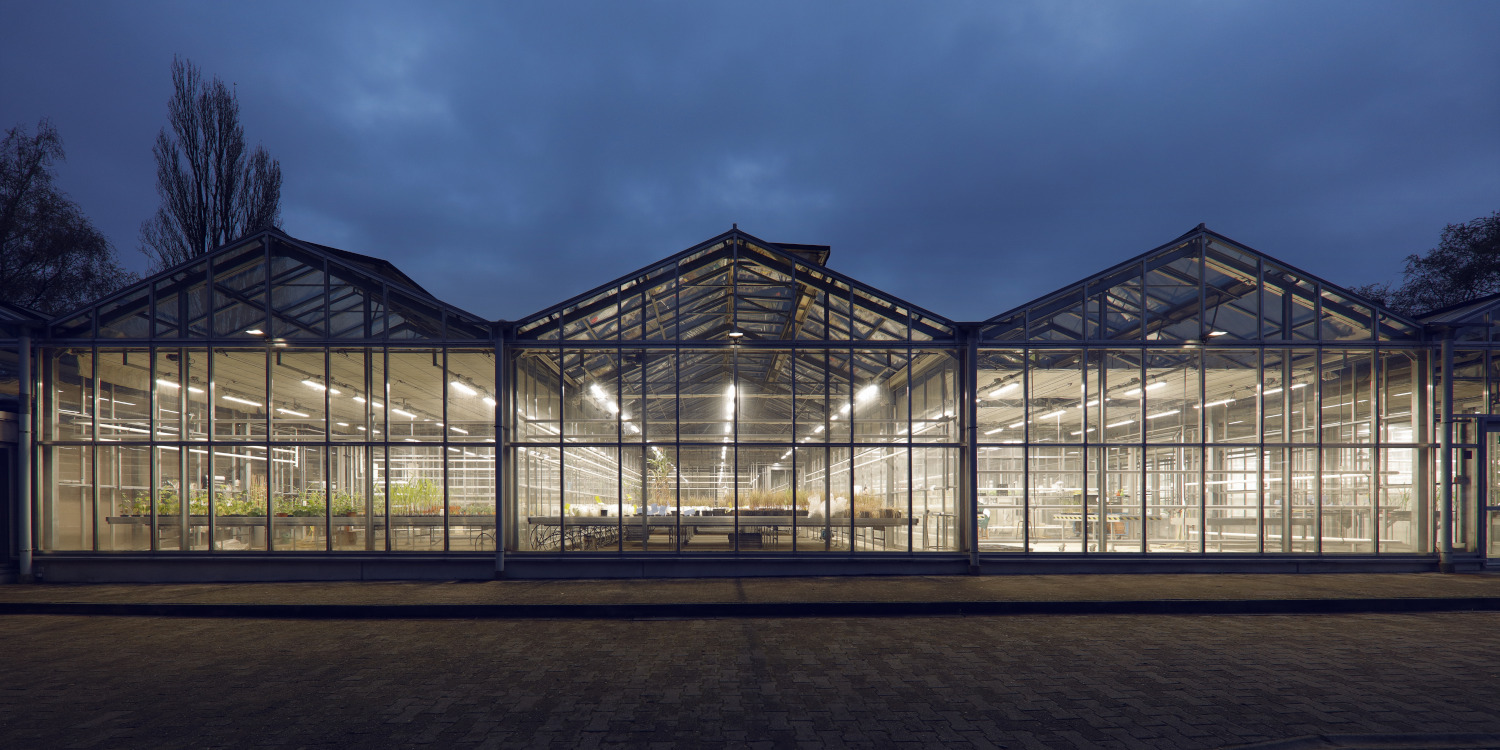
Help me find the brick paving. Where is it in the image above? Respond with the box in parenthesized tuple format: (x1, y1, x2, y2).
(2, 610, 1499, 749)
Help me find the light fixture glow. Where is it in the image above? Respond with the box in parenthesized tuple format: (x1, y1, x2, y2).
(989, 383, 1019, 398)
(391, 408, 416, 419)
(276, 408, 309, 418)
(983, 426, 1005, 435)
(452, 380, 478, 396)
(222, 395, 261, 407)
(857, 384, 880, 402)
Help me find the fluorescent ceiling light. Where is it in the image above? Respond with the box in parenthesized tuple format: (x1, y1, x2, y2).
(1146, 410, 1179, 419)
(452, 381, 478, 397)
(983, 426, 1005, 435)
(302, 379, 340, 395)
(222, 395, 261, 407)
(857, 384, 880, 402)
(988, 383, 1019, 398)
(483, 396, 496, 407)
(245, 328, 264, 335)
(1106, 419, 1135, 428)
(276, 408, 309, 418)
(391, 408, 416, 419)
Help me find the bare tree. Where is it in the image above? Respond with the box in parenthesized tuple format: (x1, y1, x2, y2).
(1353, 211, 1500, 316)
(140, 57, 282, 270)
(0, 119, 137, 314)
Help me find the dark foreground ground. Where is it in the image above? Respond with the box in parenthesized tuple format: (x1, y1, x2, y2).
(2, 609, 1499, 749)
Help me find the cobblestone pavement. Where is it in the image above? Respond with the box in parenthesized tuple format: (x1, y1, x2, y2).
(2, 611, 1498, 749)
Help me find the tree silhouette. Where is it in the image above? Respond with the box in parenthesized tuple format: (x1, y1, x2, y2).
(140, 56, 282, 270)
(0, 119, 136, 314)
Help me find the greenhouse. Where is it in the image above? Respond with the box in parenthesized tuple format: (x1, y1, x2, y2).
(2, 224, 1497, 581)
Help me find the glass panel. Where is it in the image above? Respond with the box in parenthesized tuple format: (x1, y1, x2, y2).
(563, 446, 619, 552)
(643, 350, 676, 443)
(1101, 349, 1143, 443)
(179, 262, 211, 337)
(96, 349, 151, 442)
(1380, 351, 1419, 443)
(1263, 265, 1318, 340)
(1287, 350, 1319, 443)
(1202, 241, 1260, 340)
(387, 290, 443, 340)
(676, 252, 730, 340)
(184, 444, 210, 550)
(678, 446, 726, 551)
(98, 444, 151, 551)
(327, 272, 374, 339)
(733, 250, 797, 341)
(1143, 243, 1201, 341)
(977, 350, 1024, 442)
(912, 446, 957, 551)
(1029, 446, 1082, 552)
(1377, 312, 1421, 342)
(331, 445, 377, 551)
(447, 349, 496, 442)
(1027, 288, 1086, 341)
(270, 349, 327, 440)
(852, 446, 909, 551)
(98, 289, 152, 339)
(387, 444, 442, 551)
(43, 445, 92, 550)
(563, 349, 621, 443)
(1323, 447, 1374, 553)
(1320, 290, 1372, 341)
(1205, 446, 1258, 552)
(330, 349, 379, 442)
(269, 445, 325, 551)
(1146, 445, 1199, 552)
(982, 311, 1026, 342)
(850, 288, 907, 341)
(796, 446, 832, 552)
(642, 264, 678, 341)
(1027, 349, 1084, 444)
(212, 241, 268, 337)
(515, 350, 561, 443)
(152, 349, 182, 443)
(737, 444, 796, 552)
(679, 349, 733, 440)
(52, 311, 94, 338)
(1262, 349, 1286, 443)
(387, 349, 444, 442)
(1379, 447, 1421, 553)
(1144, 351, 1198, 443)
(1100, 446, 1142, 552)
(635, 445, 675, 551)
(444, 310, 489, 340)
(268, 248, 326, 338)
(150, 275, 188, 339)
(977, 446, 1024, 550)
(154, 445, 184, 551)
(1283, 447, 1320, 553)
(516, 445, 560, 551)
(212, 445, 268, 551)
(212, 349, 267, 441)
(826, 446, 852, 551)
(1202, 350, 1257, 443)
(1088, 265, 1143, 341)
(909, 351, 957, 444)
(183, 349, 209, 441)
(853, 349, 906, 443)
(46, 348, 92, 441)
(1321, 350, 1373, 443)
(735, 350, 794, 443)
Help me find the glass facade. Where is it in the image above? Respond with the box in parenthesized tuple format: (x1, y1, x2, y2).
(31, 235, 497, 554)
(13, 225, 1500, 572)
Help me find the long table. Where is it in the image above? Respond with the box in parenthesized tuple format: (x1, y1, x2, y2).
(525, 515, 914, 550)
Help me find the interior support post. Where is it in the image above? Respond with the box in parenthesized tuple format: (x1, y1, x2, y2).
(1439, 333, 1454, 572)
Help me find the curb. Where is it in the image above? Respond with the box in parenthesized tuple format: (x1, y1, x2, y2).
(2, 596, 1500, 620)
(1221, 732, 1500, 749)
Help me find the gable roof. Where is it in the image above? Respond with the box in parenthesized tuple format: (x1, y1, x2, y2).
(982, 225, 1424, 344)
(512, 227, 956, 343)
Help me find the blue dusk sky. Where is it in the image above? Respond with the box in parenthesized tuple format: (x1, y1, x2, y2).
(2, 1, 1497, 321)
